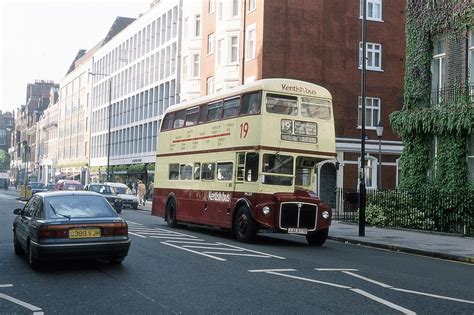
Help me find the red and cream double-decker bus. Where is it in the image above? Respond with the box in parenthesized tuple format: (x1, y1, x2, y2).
(152, 78, 336, 245)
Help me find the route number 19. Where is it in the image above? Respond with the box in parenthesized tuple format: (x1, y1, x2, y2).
(240, 122, 249, 138)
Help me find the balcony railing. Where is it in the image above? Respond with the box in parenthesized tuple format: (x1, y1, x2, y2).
(398, 84, 474, 108)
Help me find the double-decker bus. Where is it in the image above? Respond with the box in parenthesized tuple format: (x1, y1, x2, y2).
(152, 78, 336, 245)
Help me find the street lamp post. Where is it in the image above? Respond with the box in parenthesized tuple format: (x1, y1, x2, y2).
(376, 122, 384, 190)
(359, 0, 367, 237)
(89, 71, 112, 182)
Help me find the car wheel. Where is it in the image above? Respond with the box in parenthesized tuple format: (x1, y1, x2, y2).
(28, 241, 39, 269)
(13, 232, 23, 255)
(166, 199, 177, 228)
(306, 228, 329, 246)
(109, 258, 124, 265)
(234, 206, 257, 243)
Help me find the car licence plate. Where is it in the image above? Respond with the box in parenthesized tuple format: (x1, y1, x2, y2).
(69, 228, 101, 239)
(288, 228, 308, 235)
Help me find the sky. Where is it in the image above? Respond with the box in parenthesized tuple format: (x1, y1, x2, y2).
(0, 0, 152, 113)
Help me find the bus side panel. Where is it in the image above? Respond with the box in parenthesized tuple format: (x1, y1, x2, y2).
(151, 187, 168, 218)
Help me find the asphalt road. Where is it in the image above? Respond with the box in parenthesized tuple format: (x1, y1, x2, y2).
(1, 191, 473, 314)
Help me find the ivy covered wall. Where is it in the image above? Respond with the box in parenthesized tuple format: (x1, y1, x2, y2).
(390, 0, 474, 191)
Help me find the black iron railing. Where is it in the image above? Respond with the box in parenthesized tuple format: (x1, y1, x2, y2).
(334, 188, 474, 236)
(398, 84, 474, 108)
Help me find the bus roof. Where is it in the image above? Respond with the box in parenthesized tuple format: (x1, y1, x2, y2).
(166, 78, 332, 114)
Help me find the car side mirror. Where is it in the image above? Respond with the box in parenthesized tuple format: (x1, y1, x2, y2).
(13, 208, 23, 215)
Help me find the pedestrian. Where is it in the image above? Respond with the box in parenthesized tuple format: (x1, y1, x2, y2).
(137, 180, 146, 206)
(148, 181, 154, 201)
(3, 180, 7, 190)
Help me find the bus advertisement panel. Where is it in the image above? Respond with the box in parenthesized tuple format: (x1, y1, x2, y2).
(152, 79, 336, 245)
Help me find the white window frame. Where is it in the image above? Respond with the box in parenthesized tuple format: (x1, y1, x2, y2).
(208, 33, 215, 55)
(468, 133, 474, 184)
(194, 15, 201, 37)
(360, 0, 383, 22)
(208, 0, 215, 14)
(229, 35, 239, 63)
(248, 0, 256, 12)
(192, 54, 200, 77)
(206, 77, 215, 95)
(358, 97, 381, 129)
(431, 36, 447, 104)
(468, 29, 474, 100)
(359, 42, 382, 71)
(358, 155, 377, 189)
(232, 0, 239, 17)
(246, 24, 256, 61)
(217, 38, 224, 66)
(427, 136, 438, 180)
(217, 0, 223, 20)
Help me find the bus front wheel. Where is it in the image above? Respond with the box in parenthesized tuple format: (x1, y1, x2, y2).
(306, 228, 329, 246)
(234, 206, 257, 243)
(166, 199, 177, 228)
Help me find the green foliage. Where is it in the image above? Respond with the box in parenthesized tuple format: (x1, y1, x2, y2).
(390, 0, 474, 191)
(0, 149, 10, 171)
(146, 163, 155, 171)
(129, 163, 146, 172)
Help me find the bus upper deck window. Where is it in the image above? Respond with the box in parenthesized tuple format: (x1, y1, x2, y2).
(301, 97, 332, 120)
(199, 105, 208, 123)
(185, 107, 199, 126)
(223, 98, 240, 118)
(241, 92, 262, 115)
(266, 93, 298, 115)
(162, 113, 174, 131)
(207, 102, 223, 121)
(173, 110, 186, 128)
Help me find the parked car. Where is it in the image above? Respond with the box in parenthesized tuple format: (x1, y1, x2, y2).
(84, 183, 123, 213)
(55, 180, 83, 191)
(12, 191, 131, 269)
(28, 182, 48, 195)
(47, 182, 56, 191)
(105, 182, 139, 210)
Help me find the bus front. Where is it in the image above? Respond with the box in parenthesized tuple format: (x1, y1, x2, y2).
(235, 80, 336, 245)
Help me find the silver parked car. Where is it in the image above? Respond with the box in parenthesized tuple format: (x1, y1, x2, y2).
(105, 182, 139, 210)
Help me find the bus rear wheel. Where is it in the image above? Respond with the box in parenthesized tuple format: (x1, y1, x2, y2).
(166, 199, 177, 228)
(306, 228, 329, 246)
(234, 206, 257, 243)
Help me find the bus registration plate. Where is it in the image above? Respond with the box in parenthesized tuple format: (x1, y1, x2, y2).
(288, 228, 308, 235)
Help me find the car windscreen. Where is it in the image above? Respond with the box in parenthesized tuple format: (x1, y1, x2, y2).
(30, 183, 45, 189)
(114, 186, 130, 194)
(46, 195, 117, 218)
(64, 183, 84, 190)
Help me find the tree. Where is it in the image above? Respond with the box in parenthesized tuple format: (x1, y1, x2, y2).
(0, 149, 10, 171)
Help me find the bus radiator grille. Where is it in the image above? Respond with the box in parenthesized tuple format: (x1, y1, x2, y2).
(280, 203, 317, 230)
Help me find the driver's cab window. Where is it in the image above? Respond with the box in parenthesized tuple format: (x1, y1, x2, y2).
(245, 152, 259, 182)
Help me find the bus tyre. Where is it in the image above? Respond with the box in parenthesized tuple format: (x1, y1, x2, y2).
(234, 206, 257, 243)
(306, 228, 329, 246)
(166, 199, 177, 228)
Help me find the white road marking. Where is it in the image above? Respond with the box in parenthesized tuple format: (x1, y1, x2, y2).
(0, 293, 42, 312)
(342, 271, 393, 288)
(183, 245, 244, 251)
(215, 242, 286, 260)
(341, 270, 474, 304)
(165, 240, 217, 245)
(126, 221, 143, 225)
(391, 288, 474, 305)
(129, 232, 147, 238)
(161, 242, 227, 261)
(0, 284, 13, 288)
(248, 269, 297, 273)
(262, 270, 352, 289)
(150, 236, 205, 241)
(203, 252, 274, 258)
(350, 289, 416, 315)
(316, 268, 359, 271)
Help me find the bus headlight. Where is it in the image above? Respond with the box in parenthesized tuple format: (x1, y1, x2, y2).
(262, 206, 271, 216)
(281, 119, 292, 134)
(321, 210, 330, 219)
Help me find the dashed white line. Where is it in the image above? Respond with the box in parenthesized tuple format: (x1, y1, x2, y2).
(161, 242, 227, 261)
(129, 232, 147, 238)
(183, 245, 244, 251)
(316, 268, 359, 272)
(391, 287, 474, 305)
(215, 242, 286, 260)
(203, 252, 274, 258)
(350, 288, 416, 315)
(0, 284, 13, 288)
(342, 271, 393, 288)
(150, 236, 205, 241)
(0, 293, 43, 312)
(249, 269, 297, 273)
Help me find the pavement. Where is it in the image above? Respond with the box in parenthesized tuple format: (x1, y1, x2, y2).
(2, 187, 473, 264)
